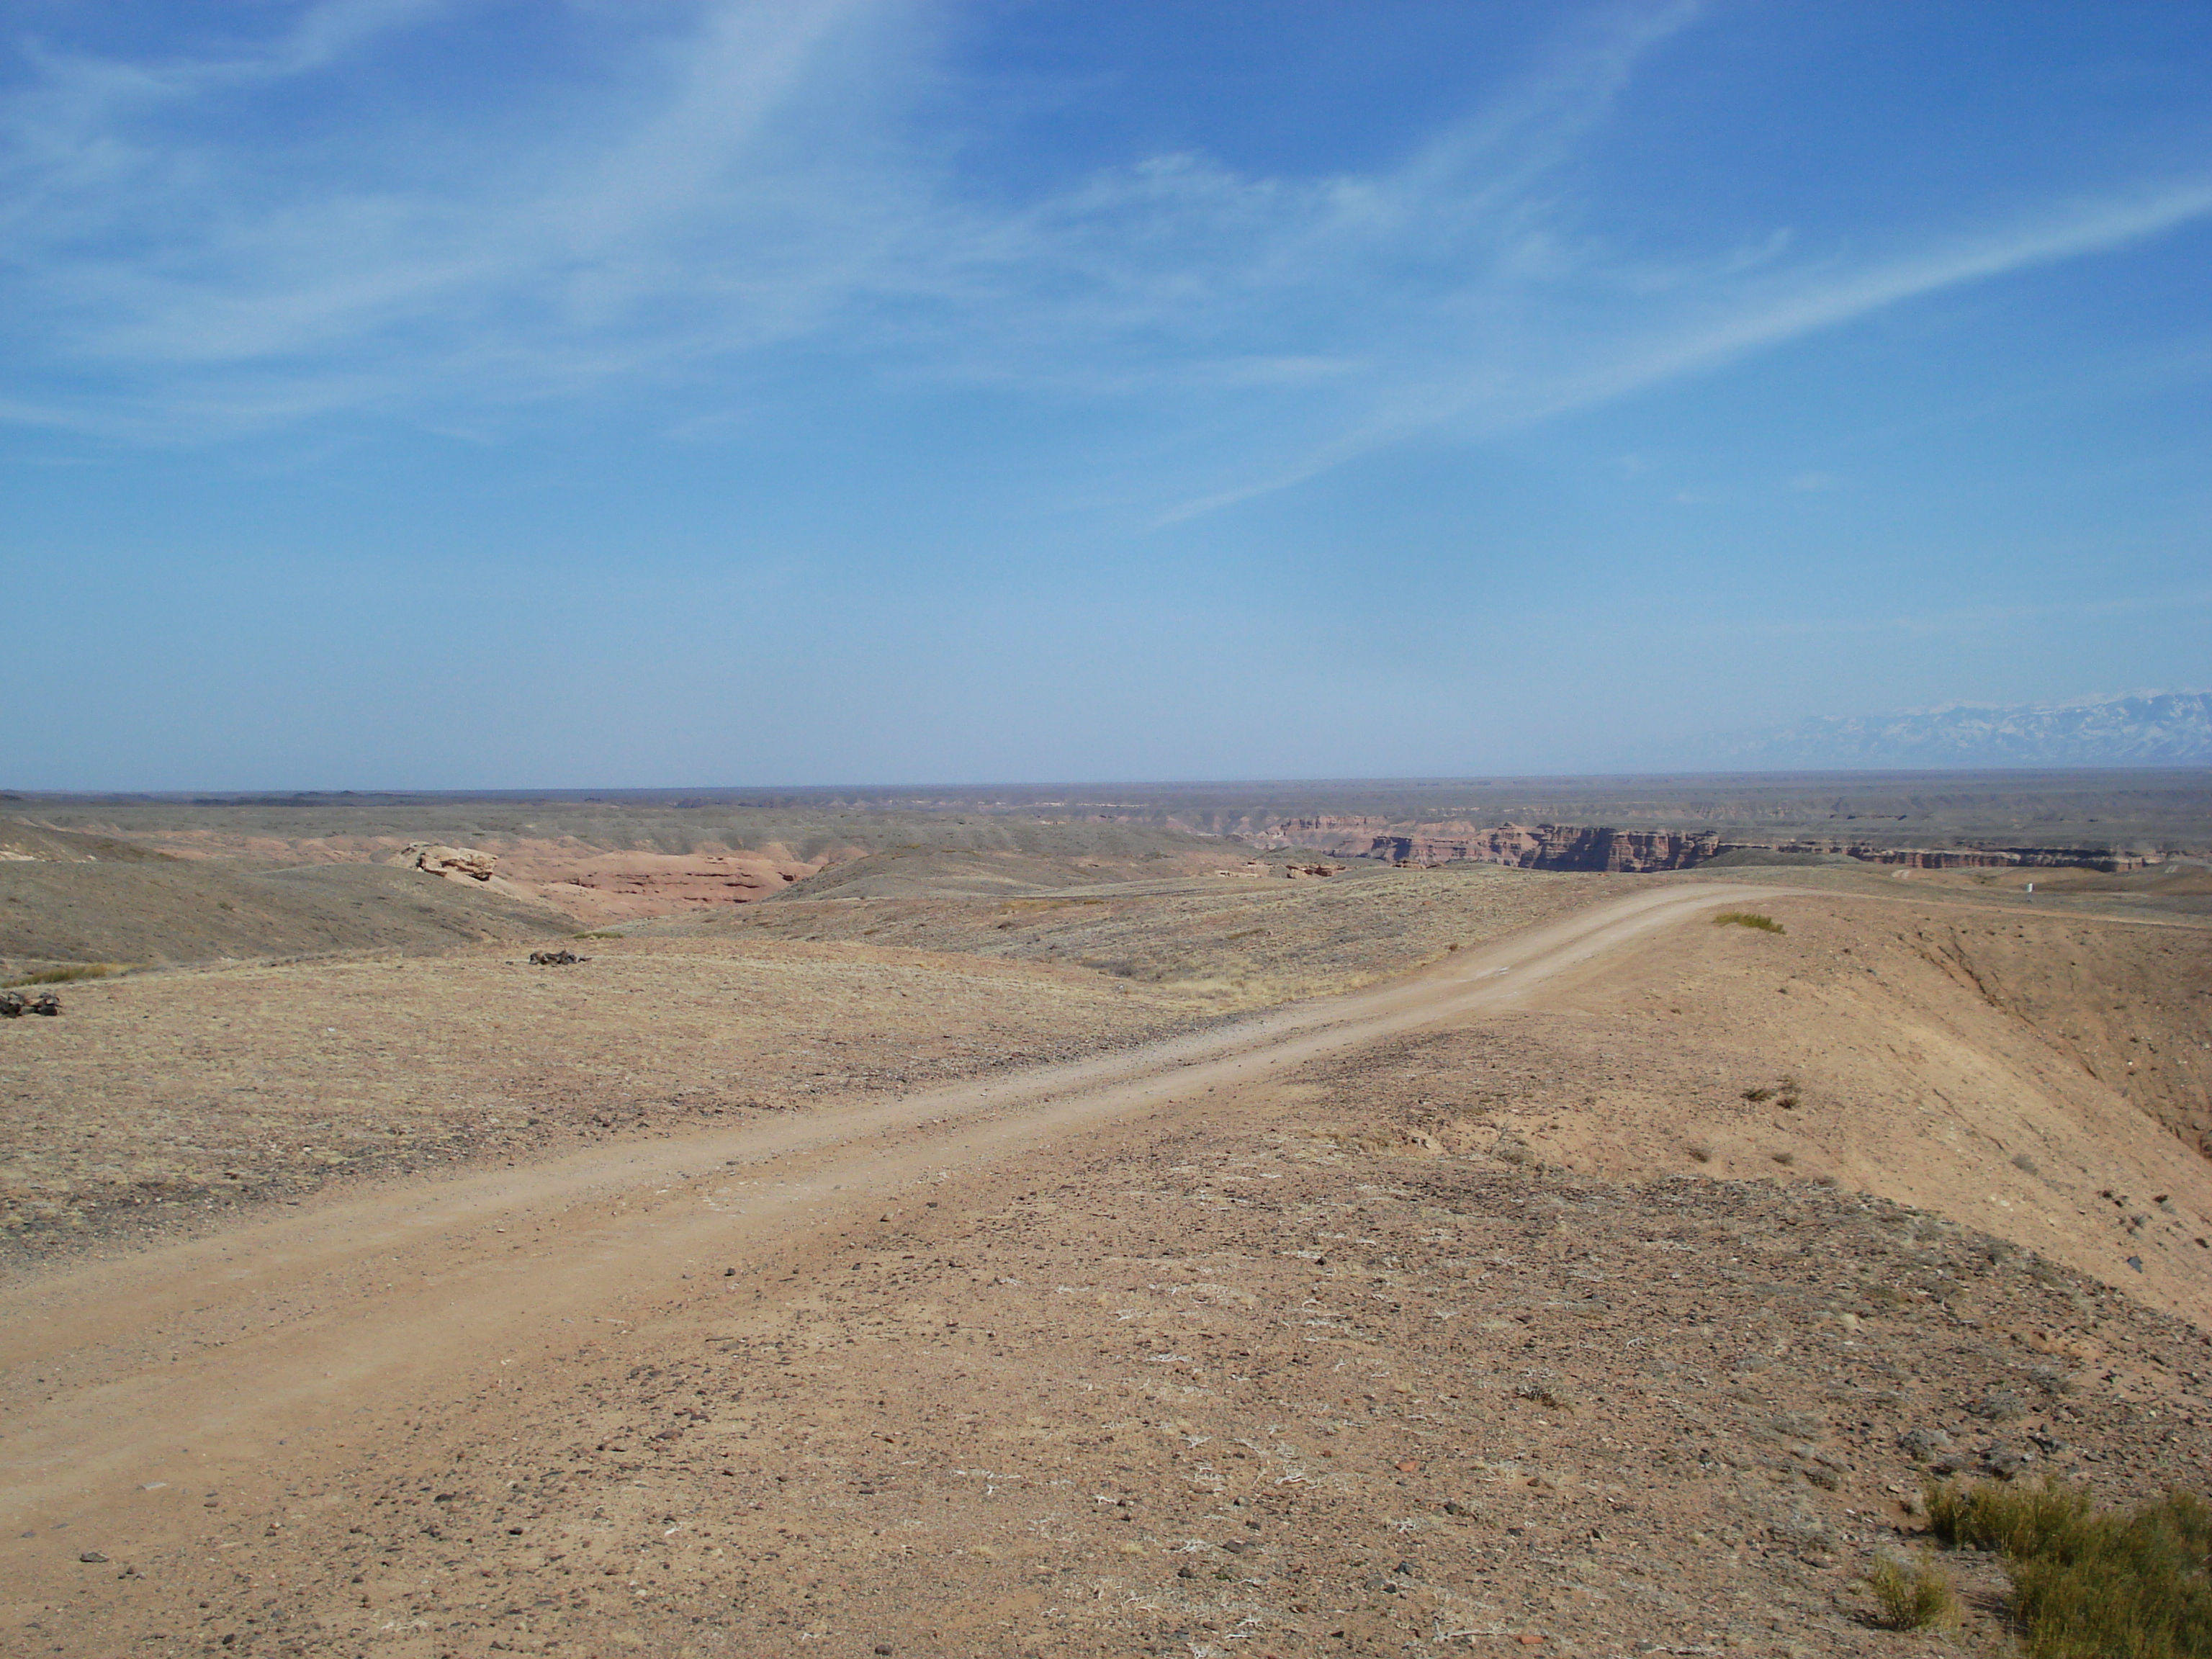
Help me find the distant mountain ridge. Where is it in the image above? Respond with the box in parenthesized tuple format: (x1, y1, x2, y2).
(1708, 692, 2212, 769)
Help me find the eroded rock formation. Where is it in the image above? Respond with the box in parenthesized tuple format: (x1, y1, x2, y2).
(1249, 816, 2144, 874)
(387, 842, 499, 881)
(1256, 817, 1720, 872)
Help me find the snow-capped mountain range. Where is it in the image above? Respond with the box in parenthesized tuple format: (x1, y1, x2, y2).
(1707, 692, 2212, 769)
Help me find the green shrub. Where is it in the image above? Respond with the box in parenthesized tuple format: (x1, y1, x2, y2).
(1927, 1478, 2095, 1556)
(2, 963, 117, 987)
(1713, 912, 1785, 933)
(1926, 1480, 2212, 1659)
(1869, 1550, 1959, 1630)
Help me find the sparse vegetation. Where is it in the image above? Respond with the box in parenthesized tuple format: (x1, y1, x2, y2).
(1515, 1376, 1575, 1411)
(1868, 1549, 1960, 1630)
(2, 963, 117, 987)
(1714, 911, 1786, 933)
(1927, 1480, 2212, 1659)
(1493, 1133, 1535, 1166)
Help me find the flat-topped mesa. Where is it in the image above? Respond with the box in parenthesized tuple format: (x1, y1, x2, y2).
(1252, 816, 2149, 873)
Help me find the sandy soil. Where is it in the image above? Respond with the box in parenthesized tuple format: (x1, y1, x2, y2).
(1, 881, 2206, 1659)
(0, 863, 1597, 1251)
(0, 940, 1213, 1253)
(1274, 894, 2212, 1324)
(694, 863, 1612, 1013)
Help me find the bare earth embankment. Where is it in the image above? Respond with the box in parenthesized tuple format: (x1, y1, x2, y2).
(0, 855, 2206, 1659)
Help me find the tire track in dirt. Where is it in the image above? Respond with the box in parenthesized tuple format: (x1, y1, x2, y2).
(0, 883, 1786, 1551)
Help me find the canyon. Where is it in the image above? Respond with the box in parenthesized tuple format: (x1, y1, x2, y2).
(1241, 815, 2150, 873)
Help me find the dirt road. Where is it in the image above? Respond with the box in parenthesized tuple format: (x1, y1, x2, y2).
(0, 884, 1781, 1547)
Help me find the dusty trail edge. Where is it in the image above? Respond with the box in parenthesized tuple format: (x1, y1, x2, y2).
(0, 880, 1788, 1539)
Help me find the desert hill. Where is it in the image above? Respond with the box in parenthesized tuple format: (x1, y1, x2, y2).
(1, 819, 573, 970)
(1, 801, 1254, 962)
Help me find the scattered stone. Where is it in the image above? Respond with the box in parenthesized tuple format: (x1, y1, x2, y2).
(1896, 1426, 1951, 1460)
(1969, 1387, 2026, 1421)
(1514, 1378, 1574, 1411)
(529, 950, 585, 967)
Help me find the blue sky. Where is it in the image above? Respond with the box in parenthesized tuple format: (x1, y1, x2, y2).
(2, 0, 2208, 788)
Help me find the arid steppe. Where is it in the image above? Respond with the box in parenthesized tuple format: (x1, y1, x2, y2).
(1, 790, 2208, 1659)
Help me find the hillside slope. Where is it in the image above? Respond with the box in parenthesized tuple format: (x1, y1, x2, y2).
(1, 824, 572, 968)
(1298, 892, 2212, 1323)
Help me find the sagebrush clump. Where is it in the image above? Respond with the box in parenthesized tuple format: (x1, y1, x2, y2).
(1713, 912, 1785, 933)
(1868, 1550, 1959, 1630)
(1926, 1480, 2212, 1659)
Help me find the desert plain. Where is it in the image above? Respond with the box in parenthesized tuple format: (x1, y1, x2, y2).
(1, 775, 2208, 1659)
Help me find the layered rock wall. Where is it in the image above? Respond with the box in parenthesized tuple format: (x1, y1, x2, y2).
(1252, 817, 1719, 872)
(1250, 817, 2144, 874)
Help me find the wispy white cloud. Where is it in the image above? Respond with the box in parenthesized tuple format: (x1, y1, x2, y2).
(1150, 177, 2212, 521)
(1, 0, 2206, 523)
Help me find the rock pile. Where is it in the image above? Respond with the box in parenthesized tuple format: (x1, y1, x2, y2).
(387, 843, 498, 881)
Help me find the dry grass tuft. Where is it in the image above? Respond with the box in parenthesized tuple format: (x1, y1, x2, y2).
(1927, 1480, 2212, 1659)
(2, 963, 119, 987)
(1713, 911, 1786, 933)
(1868, 1550, 1960, 1630)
